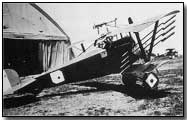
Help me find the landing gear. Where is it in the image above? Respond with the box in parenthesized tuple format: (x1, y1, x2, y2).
(122, 72, 159, 90)
(122, 72, 137, 87)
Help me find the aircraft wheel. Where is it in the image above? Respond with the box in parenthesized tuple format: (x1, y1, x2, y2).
(122, 73, 137, 87)
(142, 72, 159, 90)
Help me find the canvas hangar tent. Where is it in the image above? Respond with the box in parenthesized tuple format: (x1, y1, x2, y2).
(3, 3, 74, 76)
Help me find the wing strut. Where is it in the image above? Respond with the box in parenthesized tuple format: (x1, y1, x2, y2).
(128, 17, 148, 62)
(81, 43, 86, 52)
(148, 21, 159, 60)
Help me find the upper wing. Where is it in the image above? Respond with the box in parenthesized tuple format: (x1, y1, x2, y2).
(68, 10, 180, 52)
(109, 10, 180, 36)
(132, 10, 180, 55)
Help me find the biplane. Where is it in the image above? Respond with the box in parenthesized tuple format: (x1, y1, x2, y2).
(3, 10, 180, 97)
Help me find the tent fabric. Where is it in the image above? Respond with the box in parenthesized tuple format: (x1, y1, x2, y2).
(3, 39, 75, 75)
(3, 3, 69, 40)
(3, 3, 74, 76)
(39, 41, 73, 71)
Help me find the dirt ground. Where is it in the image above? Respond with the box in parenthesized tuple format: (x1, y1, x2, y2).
(3, 57, 183, 116)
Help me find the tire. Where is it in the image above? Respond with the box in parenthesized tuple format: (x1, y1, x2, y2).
(122, 73, 137, 87)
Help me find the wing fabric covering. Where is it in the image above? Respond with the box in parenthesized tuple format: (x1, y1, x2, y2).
(133, 11, 179, 54)
(109, 10, 179, 36)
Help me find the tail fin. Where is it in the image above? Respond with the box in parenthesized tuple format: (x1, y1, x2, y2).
(3, 69, 20, 95)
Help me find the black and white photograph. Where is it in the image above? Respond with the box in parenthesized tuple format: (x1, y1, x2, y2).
(2, 2, 184, 116)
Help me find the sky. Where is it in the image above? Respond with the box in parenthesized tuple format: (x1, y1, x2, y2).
(37, 3, 183, 55)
